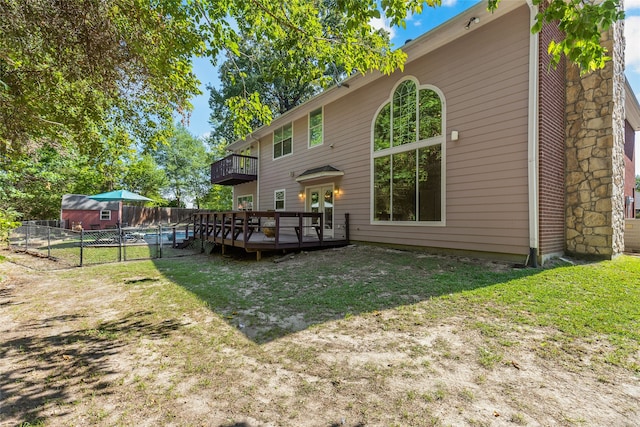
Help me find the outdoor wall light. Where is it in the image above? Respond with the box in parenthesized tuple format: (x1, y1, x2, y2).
(465, 17, 480, 30)
(334, 187, 341, 196)
(298, 192, 305, 199)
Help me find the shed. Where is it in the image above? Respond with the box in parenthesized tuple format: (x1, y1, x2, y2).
(60, 194, 120, 230)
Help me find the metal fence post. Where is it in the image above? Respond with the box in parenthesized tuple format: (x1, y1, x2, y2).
(122, 227, 127, 262)
(158, 225, 163, 258)
(118, 224, 122, 262)
(80, 229, 84, 267)
(47, 226, 51, 258)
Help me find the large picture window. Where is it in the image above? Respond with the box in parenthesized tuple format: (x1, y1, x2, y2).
(274, 123, 292, 159)
(372, 78, 444, 223)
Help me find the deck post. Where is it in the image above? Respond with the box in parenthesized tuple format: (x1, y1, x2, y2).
(200, 213, 204, 253)
(275, 213, 280, 249)
(231, 211, 236, 243)
(172, 227, 177, 248)
(298, 214, 303, 247)
(319, 213, 324, 246)
(345, 213, 350, 243)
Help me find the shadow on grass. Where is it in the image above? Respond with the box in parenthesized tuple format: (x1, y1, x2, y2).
(153, 245, 543, 345)
(0, 311, 182, 425)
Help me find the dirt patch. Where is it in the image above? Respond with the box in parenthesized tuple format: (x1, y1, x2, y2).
(0, 247, 638, 426)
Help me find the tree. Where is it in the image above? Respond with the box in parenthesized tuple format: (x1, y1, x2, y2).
(153, 126, 211, 208)
(208, 36, 327, 143)
(0, 145, 79, 219)
(2, 0, 624, 153)
(1, 0, 202, 158)
(121, 154, 167, 201)
(208, 0, 363, 141)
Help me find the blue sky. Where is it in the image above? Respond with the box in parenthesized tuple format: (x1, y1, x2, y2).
(186, 0, 640, 176)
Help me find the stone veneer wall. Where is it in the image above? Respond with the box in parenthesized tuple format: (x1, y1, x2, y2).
(564, 21, 626, 258)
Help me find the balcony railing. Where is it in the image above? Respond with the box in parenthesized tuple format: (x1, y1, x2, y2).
(210, 154, 258, 185)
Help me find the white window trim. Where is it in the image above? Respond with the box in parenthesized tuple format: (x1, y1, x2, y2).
(274, 189, 286, 211)
(273, 123, 293, 160)
(100, 210, 111, 221)
(308, 107, 324, 149)
(369, 76, 447, 226)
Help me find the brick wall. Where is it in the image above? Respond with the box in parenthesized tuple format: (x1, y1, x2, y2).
(538, 22, 566, 258)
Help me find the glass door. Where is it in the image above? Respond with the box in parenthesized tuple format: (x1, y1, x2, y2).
(306, 185, 334, 238)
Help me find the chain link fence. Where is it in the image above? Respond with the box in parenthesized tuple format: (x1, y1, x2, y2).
(8, 224, 202, 268)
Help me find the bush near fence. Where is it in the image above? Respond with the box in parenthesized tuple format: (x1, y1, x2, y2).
(8, 224, 200, 268)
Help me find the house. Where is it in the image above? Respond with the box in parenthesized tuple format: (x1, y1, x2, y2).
(60, 194, 120, 230)
(211, 0, 640, 264)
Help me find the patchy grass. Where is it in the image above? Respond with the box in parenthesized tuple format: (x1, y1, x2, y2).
(1, 246, 639, 426)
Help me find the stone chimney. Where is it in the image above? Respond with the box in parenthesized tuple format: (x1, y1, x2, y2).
(564, 20, 626, 259)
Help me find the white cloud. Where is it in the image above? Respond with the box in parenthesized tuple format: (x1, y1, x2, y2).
(625, 16, 640, 72)
(626, 0, 640, 10)
(441, 0, 458, 6)
(369, 16, 396, 39)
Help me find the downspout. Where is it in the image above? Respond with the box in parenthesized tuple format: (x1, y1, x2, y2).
(527, 0, 540, 267)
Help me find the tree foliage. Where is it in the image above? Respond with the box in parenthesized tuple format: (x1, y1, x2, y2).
(1, 0, 624, 150)
(0, 0, 203, 157)
(153, 126, 211, 208)
(208, 0, 383, 139)
(527, 0, 624, 73)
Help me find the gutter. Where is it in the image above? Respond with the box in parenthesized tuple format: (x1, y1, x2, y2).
(527, 0, 540, 267)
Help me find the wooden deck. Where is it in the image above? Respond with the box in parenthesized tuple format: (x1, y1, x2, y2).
(182, 211, 350, 260)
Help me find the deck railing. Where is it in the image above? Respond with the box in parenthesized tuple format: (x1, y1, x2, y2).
(210, 154, 258, 185)
(183, 210, 350, 259)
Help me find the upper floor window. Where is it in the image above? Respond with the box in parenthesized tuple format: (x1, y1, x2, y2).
(309, 107, 323, 148)
(274, 123, 292, 159)
(372, 78, 445, 223)
(374, 79, 442, 150)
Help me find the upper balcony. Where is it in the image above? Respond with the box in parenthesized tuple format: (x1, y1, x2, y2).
(210, 154, 258, 185)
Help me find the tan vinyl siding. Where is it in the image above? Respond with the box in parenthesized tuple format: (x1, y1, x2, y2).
(233, 182, 257, 209)
(254, 4, 531, 257)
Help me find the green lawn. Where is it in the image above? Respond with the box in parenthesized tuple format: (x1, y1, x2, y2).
(144, 247, 640, 371)
(3, 246, 639, 426)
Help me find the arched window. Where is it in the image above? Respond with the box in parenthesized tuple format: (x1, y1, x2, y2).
(372, 78, 444, 223)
